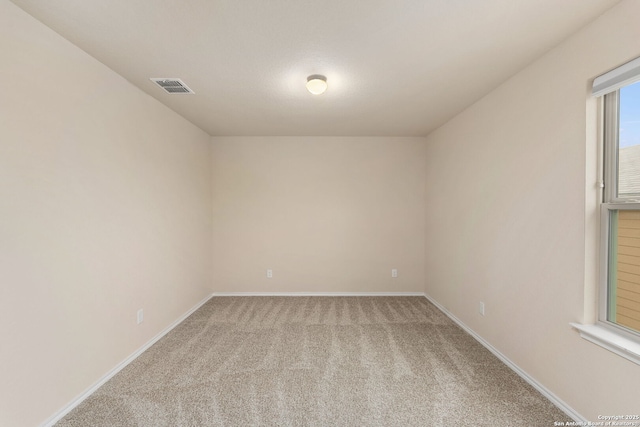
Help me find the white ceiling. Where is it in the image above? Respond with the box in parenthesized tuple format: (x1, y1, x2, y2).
(12, 0, 619, 136)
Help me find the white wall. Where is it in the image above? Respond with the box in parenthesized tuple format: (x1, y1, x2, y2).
(212, 137, 426, 293)
(0, 2, 212, 426)
(423, 0, 640, 420)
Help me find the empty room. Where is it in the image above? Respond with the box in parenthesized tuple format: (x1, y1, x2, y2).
(2, 0, 640, 425)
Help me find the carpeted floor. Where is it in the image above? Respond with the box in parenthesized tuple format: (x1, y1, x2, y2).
(56, 296, 567, 426)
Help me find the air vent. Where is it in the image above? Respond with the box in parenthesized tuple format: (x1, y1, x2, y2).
(150, 78, 195, 94)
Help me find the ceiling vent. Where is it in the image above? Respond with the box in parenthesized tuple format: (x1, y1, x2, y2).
(150, 78, 195, 94)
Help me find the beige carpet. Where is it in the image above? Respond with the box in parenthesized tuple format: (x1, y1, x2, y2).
(56, 296, 567, 426)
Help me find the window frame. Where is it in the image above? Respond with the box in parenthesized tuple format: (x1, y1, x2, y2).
(599, 88, 640, 343)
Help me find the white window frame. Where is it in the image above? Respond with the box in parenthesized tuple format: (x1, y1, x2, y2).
(599, 89, 640, 341)
(572, 85, 640, 365)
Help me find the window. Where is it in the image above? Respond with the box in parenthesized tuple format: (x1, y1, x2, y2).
(572, 57, 640, 365)
(601, 75, 640, 339)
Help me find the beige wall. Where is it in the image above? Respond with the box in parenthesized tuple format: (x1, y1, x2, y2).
(5, 0, 640, 423)
(423, 0, 640, 420)
(0, 2, 212, 426)
(212, 137, 426, 293)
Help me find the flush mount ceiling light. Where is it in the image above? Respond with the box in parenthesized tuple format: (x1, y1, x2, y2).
(306, 74, 328, 95)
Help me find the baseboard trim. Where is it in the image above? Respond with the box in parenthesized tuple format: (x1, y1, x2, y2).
(212, 291, 426, 297)
(41, 292, 214, 427)
(422, 293, 586, 423)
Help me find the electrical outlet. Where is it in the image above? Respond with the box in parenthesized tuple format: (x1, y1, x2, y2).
(479, 302, 485, 316)
(266, 269, 273, 278)
(391, 269, 398, 278)
(137, 309, 144, 324)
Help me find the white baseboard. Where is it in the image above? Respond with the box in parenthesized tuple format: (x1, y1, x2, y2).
(41, 292, 214, 427)
(422, 293, 586, 423)
(212, 291, 426, 297)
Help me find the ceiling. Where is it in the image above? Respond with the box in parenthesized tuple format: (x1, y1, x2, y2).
(11, 0, 619, 136)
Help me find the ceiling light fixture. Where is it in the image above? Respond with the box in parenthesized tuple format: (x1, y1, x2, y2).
(306, 74, 328, 95)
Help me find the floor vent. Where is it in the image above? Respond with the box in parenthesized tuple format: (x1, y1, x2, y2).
(150, 78, 195, 94)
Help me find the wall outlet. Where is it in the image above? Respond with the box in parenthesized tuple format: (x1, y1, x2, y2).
(391, 269, 398, 278)
(479, 302, 485, 316)
(137, 309, 144, 324)
(266, 269, 273, 278)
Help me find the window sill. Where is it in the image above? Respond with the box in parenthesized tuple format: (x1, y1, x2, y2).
(570, 323, 640, 366)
